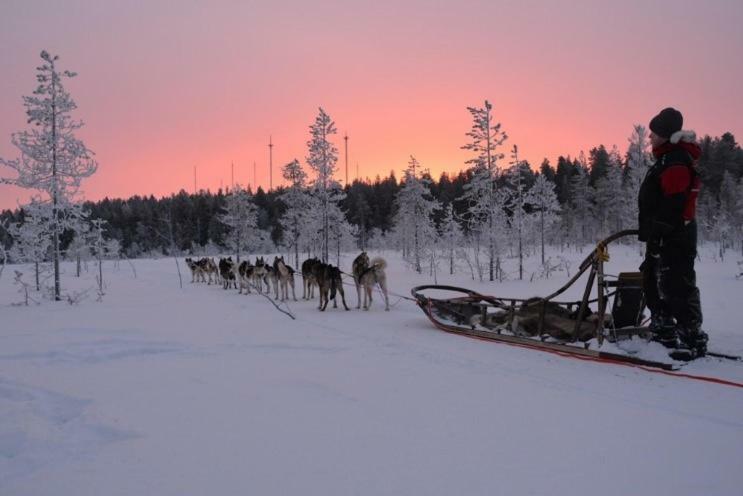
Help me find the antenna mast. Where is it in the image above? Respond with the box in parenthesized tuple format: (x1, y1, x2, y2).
(269, 136, 274, 191)
(344, 132, 349, 185)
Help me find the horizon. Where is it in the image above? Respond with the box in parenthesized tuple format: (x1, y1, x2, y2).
(1, 0, 742, 210)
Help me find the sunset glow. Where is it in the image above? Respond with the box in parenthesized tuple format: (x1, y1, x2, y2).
(1, 0, 741, 209)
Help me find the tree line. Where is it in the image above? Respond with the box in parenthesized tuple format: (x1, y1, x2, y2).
(2, 54, 743, 299)
(3, 125, 741, 261)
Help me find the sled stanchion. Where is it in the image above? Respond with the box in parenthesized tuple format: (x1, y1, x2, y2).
(573, 265, 596, 341)
(596, 245, 607, 345)
(537, 299, 546, 336)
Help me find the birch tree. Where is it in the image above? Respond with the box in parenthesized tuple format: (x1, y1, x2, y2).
(0, 51, 98, 300)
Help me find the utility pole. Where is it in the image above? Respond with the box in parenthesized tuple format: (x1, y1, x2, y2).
(269, 136, 274, 191)
(344, 132, 349, 186)
(231, 161, 234, 189)
(253, 161, 257, 191)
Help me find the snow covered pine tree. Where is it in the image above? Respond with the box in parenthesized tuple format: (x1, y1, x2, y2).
(0, 51, 97, 300)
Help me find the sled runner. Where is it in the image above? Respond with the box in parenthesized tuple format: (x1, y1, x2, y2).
(412, 230, 741, 371)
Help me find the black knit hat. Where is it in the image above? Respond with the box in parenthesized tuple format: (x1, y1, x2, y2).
(649, 107, 683, 139)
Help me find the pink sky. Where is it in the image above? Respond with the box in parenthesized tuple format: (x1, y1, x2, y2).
(1, 0, 741, 210)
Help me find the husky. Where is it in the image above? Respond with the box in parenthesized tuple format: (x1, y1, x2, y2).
(252, 257, 268, 294)
(359, 257, 390, 311)
(203, 257, 218, 285)
(352, 251, 370, 309)
(301, 257, 321, 299)
(237, 260, 254, 294)
(264, 264, 280, 299)
(185, 258, 199, 283)
(218, 257, 237, 290)
(312, 262, 349, 311)
(274, 256, 297, 301)
(195, 258, 211, 283)
(187, 257, 217, 284)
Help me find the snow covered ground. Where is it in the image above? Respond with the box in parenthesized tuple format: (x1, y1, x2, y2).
(1, 245, 743, 495)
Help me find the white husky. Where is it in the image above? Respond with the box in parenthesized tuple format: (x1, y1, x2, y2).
(359, 257, 390, 311)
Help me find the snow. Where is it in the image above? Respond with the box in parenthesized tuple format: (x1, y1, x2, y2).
(1, 245, 743, 495)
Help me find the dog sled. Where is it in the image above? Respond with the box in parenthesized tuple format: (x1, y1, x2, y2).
(412, 230, 741, 371)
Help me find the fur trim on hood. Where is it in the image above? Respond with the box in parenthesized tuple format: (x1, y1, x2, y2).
(670, 129, 697, 144)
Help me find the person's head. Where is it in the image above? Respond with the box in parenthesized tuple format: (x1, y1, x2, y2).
(649, 107, 683, 146)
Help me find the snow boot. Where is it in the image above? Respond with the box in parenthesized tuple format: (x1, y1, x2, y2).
(677, 327, 708, 358)
(649, 313, 677, 348)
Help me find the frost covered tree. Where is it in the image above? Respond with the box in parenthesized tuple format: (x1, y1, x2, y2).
(594, 146, 625, 236)
(718, 171, 742, 256)
(306, 108, 343, 263)
(218, 184, 260, 262)
(393, 157, 440, 273)
(64, 205, 95, 277)
(8, 199, 53, 291)
(459, 100, 508, 281)
(89, 218, 107, 299)
(66, 229, 91, 278)
(279, 159, 311, 268)
(438, 203, 463, 275)
(327, 198, 356, 266)
(0, 51, 97, 300)
(625, 125, 652, 224)
(569, 156, 595, 245)
(526, 174, 561, 264)
(505, 145, 531, 280)
(0, 219, 8, 281)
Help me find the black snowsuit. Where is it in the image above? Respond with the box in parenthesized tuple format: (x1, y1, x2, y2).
(638, 139, 702, 330)
(638, 141, 702, 332)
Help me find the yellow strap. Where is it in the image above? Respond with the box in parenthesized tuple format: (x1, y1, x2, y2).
(597, 244, 610, 262)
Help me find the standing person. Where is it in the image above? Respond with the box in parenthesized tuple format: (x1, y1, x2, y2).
(638, 107, 707, 359)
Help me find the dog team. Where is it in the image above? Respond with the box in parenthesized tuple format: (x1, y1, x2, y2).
(185, 251, 390, 311)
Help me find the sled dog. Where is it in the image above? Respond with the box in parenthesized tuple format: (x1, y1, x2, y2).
(301, 257, 321, 299)
(312, 262, 349, 311)
(218, 257, 237, 290)
(359, 257, 390, 311)
(274, 256, 297, 301)
(352, 251, 370, 309)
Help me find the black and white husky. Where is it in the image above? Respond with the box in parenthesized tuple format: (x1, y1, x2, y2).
(218, 257, 237, 290)
(359, 257, 390, 311)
